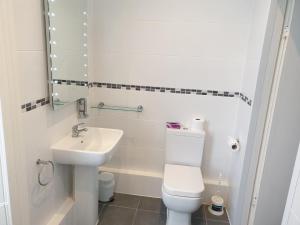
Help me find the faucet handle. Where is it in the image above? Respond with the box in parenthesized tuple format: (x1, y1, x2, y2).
(72, 123, 88, 137)
(72, 123, 85, 130)
(75, 123, 88, 132)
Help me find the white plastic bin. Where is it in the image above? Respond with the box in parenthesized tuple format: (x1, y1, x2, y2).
(98, 172, 115, 202)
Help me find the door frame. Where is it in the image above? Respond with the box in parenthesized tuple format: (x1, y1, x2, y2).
(247, 0, 296, 223)
(235, 0, 293, 224)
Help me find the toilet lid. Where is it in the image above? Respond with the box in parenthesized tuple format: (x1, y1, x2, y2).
(163, 164, 204, 198)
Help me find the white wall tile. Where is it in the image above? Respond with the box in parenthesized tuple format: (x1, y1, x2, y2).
(0, 206, 8, 225)
(13, 0, 46, 51)
(94, 53, 131, 83)
(178, 22, 249, 59)
(94, 20, 132, 54)
(128, 55, 183, 87)
(128, 55, 243, 89)
(126, 90, 239, 127)
(131, 0, 180, 22)
(88, 87, 129, 108)
(16, 51, 48, 103)
(126, 0, 252, 24)
(242, 59, 261, 99)
(127, 118, 164, 145)
(170, 0, 253, 24)
(89, 88, 239, 181)
(0, 161, 4, 204)
(107, 147, 165, 174)
(128, 21, 182, 55)
(91, 0, 252, 90)
(93, 0, 133, 22)
(239, 0, 272, 99)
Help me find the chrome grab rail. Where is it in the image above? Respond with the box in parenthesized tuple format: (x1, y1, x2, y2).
(91, 102, 143, 113)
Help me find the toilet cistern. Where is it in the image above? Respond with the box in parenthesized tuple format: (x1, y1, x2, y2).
(162, 124, 206, 225)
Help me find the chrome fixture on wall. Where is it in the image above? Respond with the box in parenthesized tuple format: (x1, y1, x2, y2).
(77, 98, 88, 118)
(91, 102, 144, 113)
(36, 159, 55, 186)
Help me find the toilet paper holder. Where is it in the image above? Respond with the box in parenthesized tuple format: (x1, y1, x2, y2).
(228, 137, 240, 152)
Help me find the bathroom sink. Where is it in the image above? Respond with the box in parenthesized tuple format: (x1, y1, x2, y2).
(52, 127, 123, 166)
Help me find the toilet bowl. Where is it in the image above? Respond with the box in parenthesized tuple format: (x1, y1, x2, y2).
(162, 164, 205, 225)
(162, 127, 206, 225)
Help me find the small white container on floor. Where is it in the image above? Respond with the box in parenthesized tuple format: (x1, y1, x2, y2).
(208, 195, 224, 216)
(99, 172, 115, 202)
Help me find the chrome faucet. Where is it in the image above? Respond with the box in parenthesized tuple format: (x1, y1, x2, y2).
(72, 123, 88, 137)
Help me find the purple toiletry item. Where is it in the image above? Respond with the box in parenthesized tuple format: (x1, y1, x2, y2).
(166, 122, 181, 129)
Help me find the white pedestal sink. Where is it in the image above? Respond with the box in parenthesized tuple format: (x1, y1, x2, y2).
(51, 127, 123, 225)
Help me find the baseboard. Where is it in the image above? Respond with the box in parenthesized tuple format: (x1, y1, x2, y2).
(99, 167, 229, 206)
(99, 167, 163, 198)
(46, 197, 75, 225)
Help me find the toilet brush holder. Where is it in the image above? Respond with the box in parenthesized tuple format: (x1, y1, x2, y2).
(208, 195, 224, 216)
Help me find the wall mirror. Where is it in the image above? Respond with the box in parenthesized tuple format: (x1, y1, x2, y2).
(44, 0, 88, 110)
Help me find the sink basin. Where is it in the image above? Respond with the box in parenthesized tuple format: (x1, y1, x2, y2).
(52, 127, 123, 166)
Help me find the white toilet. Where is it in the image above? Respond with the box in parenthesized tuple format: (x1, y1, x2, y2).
(162, 127, 205, 225)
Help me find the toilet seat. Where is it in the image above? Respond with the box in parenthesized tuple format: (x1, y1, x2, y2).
(163, 164, 204, 198)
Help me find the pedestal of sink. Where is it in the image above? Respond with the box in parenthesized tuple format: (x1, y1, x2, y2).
(73, 166, 98, 225)
(51, 127, 124, 225)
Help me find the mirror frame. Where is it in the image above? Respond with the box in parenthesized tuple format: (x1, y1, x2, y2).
(43, 0, 89, 110)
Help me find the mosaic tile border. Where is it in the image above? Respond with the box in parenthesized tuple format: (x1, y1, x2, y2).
(90, 82, 240, 98)
(90, 82, 253, 105)
(21, 97, 50, 112)
(21, 81, 252, 113)
(52, 79, 89, 87)
(240, 93, 252, 106)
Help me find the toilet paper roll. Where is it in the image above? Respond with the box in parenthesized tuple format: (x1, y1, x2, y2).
(191, 117, 205, 131)
(228, 136, 240, 152)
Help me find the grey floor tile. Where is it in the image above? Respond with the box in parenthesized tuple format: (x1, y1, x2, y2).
(100, 205, 136, 225)
(134, 210, 166, 225)
(99, 204, 109, 222)
(206, 221, 229, 225)
(192, 205, 205, 219)
(138, 196, 167, 214)
(192, 217, 206, 225)
(99, 202, 104, 216)
(98, 194, 226, 225)
(204, 205, 229, 223)
(109, 193, 140, 209)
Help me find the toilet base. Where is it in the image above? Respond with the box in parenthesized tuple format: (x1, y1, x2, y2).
(166, 209, 192, 225)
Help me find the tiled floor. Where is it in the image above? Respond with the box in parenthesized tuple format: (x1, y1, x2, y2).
(98, 193, 230, 225)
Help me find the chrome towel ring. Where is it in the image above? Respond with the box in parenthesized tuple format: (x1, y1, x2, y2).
(36, 159, 55, 186)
